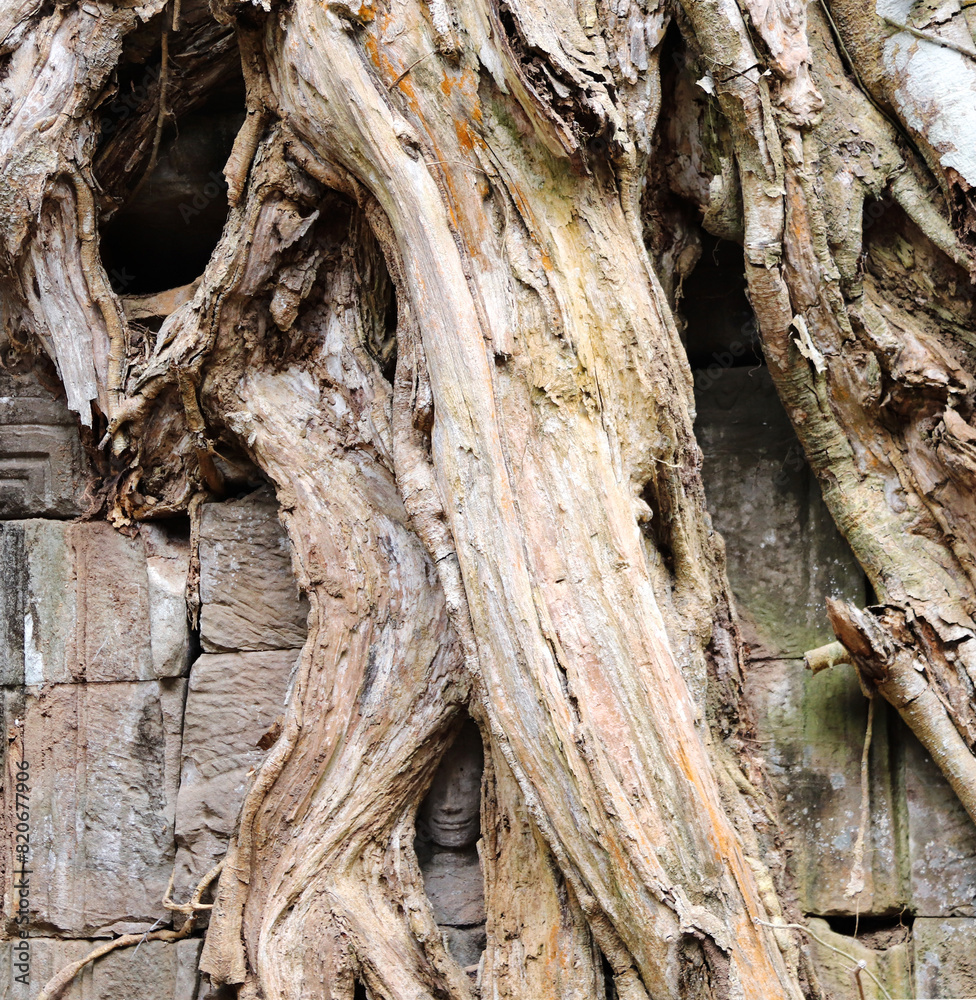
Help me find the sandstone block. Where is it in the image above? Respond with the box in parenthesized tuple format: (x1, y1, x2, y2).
(805, 918, 911, 1000)
(1, 679, 184, 935)
(0, 363, 92, 519)
(143, 524, 195, 679)
(198, 488, 308, 652)
(743, 659, 907, 915)
(0, 937, 205, 1000)
(695, 367, 865, 658)
(0, 520, 190, 685)
(913, 917, 976, 1000)
(174, 650, 299, 899)
(904, 730, 976, 916)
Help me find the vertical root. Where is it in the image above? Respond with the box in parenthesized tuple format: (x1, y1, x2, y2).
(844, 696, 875, 924)
(129, 19, 171, 203)
(66, 174, 127, 415)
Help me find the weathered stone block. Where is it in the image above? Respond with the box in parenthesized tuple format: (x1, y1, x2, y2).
(174, 650, 299, 898)
(743, 659, 908, 916)
(199, 488, 308, 652)
(143, 524, 195, 679)
(1, 938, 88, 1000)
(0, 520, 190, 685)
(1, 679, 185, 935)
(0, 937, 205, 1000)
(695, 367, 865, 658)
(904, 728, 976, 916)
(0, 363, 93, 519)
(805, 917, 912, 1000)
(913, 917, 976, 999)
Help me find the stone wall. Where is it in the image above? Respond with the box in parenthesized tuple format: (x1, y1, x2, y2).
(1, 361, 305, 999)
(697, 366, 976, 1000)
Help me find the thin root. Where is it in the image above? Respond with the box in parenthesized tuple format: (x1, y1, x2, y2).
(35, 861, 224, 1000)
(755, 920, 893, 1000)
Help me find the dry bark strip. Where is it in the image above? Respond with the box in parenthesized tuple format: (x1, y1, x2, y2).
(3, 0, 975, 998)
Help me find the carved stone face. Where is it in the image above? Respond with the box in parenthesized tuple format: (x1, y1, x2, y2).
(419, 722, 484, 849)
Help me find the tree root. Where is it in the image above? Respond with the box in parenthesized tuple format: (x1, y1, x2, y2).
(844, 696, 874, 903)
(128, 16, 172, 204)
(880, 15, 976, 60)
(35, 861, 224, 1000)
(803, 640, 851, 674)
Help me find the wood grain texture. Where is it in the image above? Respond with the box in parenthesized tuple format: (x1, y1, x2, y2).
(3, 0, 975, 997)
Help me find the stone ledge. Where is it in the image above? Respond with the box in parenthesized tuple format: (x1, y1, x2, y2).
(174, 650, 299, 900)
(0, 365, 93, 520)
(695, 366, 865, 658)
(904, 733, 976, 917)
(743, 658, 907, 915)
(198, 488, 308, 652)
(913, 917, 976, 999)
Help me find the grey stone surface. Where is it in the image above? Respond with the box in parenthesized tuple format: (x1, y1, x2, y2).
(1, 679, 185, 935)
(174, 650, 299, 899)
(2, 938, 88, 1000)
(904, 728, 976, 916)
(697, 366, 908, 921)
(443, 926, 487, 969)
(417, 721, 486, 940)
(0, 520, 190, 685)
(199, 488, 308, 652)
(0, 362, 93, 519)
(743, 659, 908, 916)
(695, 366, 865, 658)
(0, 937, 205, 1000)
(1, 520, 72, 685)
(913, 918, 976, 1000)
(805, 918, 912, 1000)
(421, 851, 486, 926)
(143, 524, 195, 679)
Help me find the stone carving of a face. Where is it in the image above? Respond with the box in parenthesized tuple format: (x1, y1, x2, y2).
(419, 721, 484, 849)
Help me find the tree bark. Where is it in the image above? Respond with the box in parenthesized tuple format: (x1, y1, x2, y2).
(2, 0, 974, 998)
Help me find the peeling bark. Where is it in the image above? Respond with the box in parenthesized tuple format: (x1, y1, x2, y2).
(3, 0, 975, 998)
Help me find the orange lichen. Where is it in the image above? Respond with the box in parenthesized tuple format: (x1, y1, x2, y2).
(454, 118, 476, 154)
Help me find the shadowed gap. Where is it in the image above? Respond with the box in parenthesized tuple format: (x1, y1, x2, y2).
(681, 234, 763, 372)
(96, 14, 246, 295)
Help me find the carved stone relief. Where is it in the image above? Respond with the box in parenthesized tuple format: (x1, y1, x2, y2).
(415, 720, 486, 969)
(0, 360, 92, 519)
